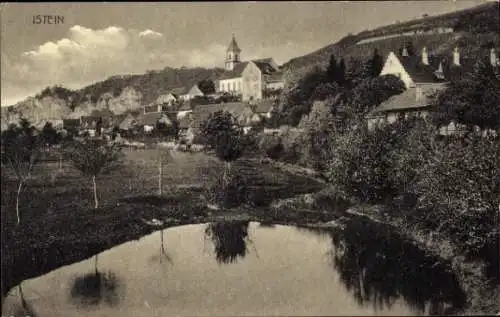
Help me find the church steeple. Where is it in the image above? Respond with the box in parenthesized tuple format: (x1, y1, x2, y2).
(225, 34, 241, 71)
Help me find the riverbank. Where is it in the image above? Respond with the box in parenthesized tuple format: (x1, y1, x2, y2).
(2, 154, 497, 315)
(343, 204, 500, 316)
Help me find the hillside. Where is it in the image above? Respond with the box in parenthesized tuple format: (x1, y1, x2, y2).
(1, 67, 225, 129)
(283, 1, 499, 74)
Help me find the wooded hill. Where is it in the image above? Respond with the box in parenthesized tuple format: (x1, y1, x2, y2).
(283, 2, 499, 74)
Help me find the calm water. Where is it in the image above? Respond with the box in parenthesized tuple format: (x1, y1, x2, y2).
(2, 220, 466, 316)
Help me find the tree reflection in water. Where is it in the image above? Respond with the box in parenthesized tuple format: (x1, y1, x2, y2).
(69, 254, 122, 307)
(149, 229, 174, 265)
(204, 220, 251, 264)
(326, 218, 467, 315)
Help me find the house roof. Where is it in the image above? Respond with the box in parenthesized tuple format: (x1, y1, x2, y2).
(63, 119, 81, 129)
(178, 102, 192, 111)
(218, 62, 249, 80)
(254, 99, 276, 114)
(170, 87, 187, 96)
(191, 102, 252, 128)
(367, 84, 446, 116)
(397, 54, 442, 83)
(188, 84, 204, 96)
(253, 59, 278, 75)
(266, 72, 284, 82)
(118, 114, 137, 129)
(89, 108, 114, 117)
(137, 112, 173, 126)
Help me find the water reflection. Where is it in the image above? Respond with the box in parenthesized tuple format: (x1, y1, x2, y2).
(149, 229, 173, 265)
(324, 219, 467, 315)
(204, 220, 250, 264)
(69, 255, 122, 307)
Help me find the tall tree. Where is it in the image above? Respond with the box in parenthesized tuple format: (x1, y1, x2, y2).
(65, 139, 124, 209)
(370, 49, 385, 78)
(337, 58, 346, 85)
(1, 119, 41, 224)
(327, 54, 338, 83)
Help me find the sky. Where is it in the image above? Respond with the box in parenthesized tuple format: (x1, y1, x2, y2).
(0, 1, 491, 107)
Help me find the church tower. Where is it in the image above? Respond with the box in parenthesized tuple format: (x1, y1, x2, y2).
(225, 34, 241, 71)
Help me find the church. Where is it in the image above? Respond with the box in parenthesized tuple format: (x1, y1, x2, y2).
(216, 35, 285, 102)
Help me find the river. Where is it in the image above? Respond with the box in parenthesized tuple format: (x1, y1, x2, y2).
(2, 220, 466, 316)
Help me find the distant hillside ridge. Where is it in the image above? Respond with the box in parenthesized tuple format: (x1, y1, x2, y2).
(283, 1, 499, 73)
(1, 66, 225, 129)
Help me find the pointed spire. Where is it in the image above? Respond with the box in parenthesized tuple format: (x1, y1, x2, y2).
(227, 33, 241, 53)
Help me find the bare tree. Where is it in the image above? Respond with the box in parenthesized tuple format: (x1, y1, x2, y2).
(156, 146, 173, 196)
(65, 138, 124, 209)
(1, 119, 41, 225)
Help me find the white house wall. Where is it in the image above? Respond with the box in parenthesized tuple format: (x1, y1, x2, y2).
(380, 52, 415, 89)
(242, 62, 263, 101)
(219, 78, 243, 94)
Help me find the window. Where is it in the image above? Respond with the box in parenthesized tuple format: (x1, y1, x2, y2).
(228, 53, 232, 60)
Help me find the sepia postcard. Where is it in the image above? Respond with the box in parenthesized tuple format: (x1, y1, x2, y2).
(1, 1, 499, 316)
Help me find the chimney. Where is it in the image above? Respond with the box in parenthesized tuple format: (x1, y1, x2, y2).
(435, 61, 445, 80)
(421, 47, 429, 65)
(402, 46, 409, 57)
(490, 48, 498, 67)
(453, 47, 460, 66)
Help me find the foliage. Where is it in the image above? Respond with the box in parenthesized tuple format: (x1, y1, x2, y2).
(410, 134, 500, 272)
(197, 79, 216, 95)
(277, 66, 328, 126)
(297, 100, 337, 171)
(154, 118, 179, 140)
(65, 138, 124, 178)
(200, 111, 245, 163)
(347, 74, 405, 115)
(432, 59, 500, 131)
(40, 122, 62, 146)
(259, 134, 284, 160)
(1, 118, 42, 224)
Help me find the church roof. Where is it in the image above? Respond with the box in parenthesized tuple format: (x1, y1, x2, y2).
(219, 62, 249, 80)
(227, 35, 241, 53)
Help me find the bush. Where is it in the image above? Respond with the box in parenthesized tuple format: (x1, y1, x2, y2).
(411, 134, 499, 276)
(259, 135, 284, 160)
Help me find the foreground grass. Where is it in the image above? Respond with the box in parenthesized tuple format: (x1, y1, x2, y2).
(1, 150, 325, 298)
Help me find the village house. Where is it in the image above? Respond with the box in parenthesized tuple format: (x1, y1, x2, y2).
(80, 108, 115, 136)
(136, 111, 174, 133)
(366, 45, 499, 134)
(217, 35, 285, 102)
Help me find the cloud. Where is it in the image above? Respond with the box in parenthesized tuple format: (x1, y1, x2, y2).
(1, 25, 178, 106)
(139, 29, 163, 38)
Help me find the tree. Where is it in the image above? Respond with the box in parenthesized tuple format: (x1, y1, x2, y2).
(278, 66, 328, 126)
(298, 100, 337, 171)
(200, 111, 246, 207)
(156, 147, 173, 196)
(201, 111, 245, 182)
(327, 54, 338, 83)
(370, 49, 384, 78)
(198, 79, 216, 95)
(1, 119, 41, 225)
(337, 58, 346, 86)
(432, 59, 500, 132)
(348, 74, 405, 115)
(40, 122, 61, 147)
(345, 57, 372, 88)
(65, 138, 124, 209)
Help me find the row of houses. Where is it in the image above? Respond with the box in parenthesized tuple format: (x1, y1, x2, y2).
(61, 97, 278, 138)
(366, 45, 499, 134)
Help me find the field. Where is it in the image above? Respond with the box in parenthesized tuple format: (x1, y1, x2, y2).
(1, 149, 325, 297)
